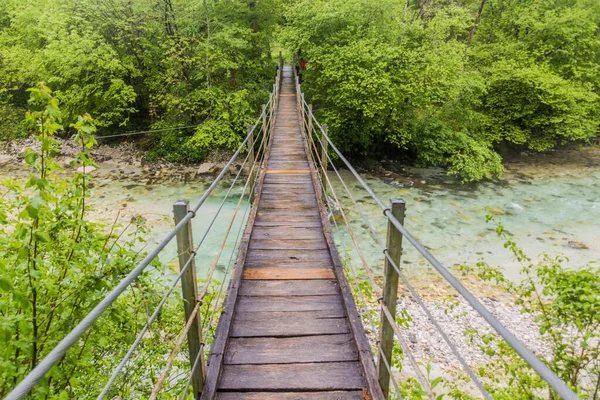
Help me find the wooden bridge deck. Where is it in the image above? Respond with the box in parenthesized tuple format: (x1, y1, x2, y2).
(202, 66, 382, 400)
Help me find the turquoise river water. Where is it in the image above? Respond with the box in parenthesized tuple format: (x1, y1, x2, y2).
(2, 148, 598, 285)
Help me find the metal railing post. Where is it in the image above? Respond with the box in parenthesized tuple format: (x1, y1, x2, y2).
(377, 199, 406, 397)
(320, 124, 329, 200)
(173, 201, 205, 397)
(247, 124, 255, 202)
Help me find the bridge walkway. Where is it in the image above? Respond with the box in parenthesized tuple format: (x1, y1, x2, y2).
(201, 66, 383, 400)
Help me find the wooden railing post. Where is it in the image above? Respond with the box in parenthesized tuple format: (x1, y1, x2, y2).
(307, 104, 313, 149)
(172, 201, 205, 397)
(377, 199, 406, 398)
(320, 124, 329, 198)
(261, 104, 268, 156)
(272, 83, 276, 121)
(247, 124, 255, 202)
(300, 93, 306, 135)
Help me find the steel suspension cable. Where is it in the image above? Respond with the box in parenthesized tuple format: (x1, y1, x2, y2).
(5, 100, 269, 400)
(306, 129, 382, 297)
(314, 163, 405, 400)
(304, 126, 411, 399)
(180, 119, 271, 400)
(305, 104, 579, 400)
(149, 124, 267, 399)
(294, 90, 407, 398)
(309, 122, 492, 399)
(96, 121, 266, 399)
(196, 128, 268, 301)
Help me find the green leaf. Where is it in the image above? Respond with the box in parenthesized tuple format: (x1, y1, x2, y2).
(0, 278, 13, 292)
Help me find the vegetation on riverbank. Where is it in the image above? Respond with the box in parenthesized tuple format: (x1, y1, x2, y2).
(0, 85, 200, 398)
(1, 0, 599, 181)
(347, 215, 600, 398)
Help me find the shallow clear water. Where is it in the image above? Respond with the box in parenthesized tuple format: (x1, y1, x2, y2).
(87, 177, 252, 284)
(328, 150, 600, 282)
(2, 148, 598, 285)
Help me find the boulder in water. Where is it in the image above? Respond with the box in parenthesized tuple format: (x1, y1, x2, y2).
(567, 240, 589, 250)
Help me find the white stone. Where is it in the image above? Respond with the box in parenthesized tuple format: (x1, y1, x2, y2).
(77, 165, 98, 173)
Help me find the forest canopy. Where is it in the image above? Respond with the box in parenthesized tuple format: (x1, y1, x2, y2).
(1, 0, 599, 181)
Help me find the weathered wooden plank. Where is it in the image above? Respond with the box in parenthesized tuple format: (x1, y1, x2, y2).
(265, 168, 311, 174)
(258, 197, 316, 205)
(224, 334, 358, 364)
(239, 280, 339, 296)
(248, 239, 328, 250)
(236, 295, 343, 313)
(218, 362, 366, 391)
(257, 209, 321, 217)
(244, 260, 334, 269)
(253, 219, 322, 228)
(259, 193, 316, 201)
(251, 226, 324, 240)
(231, 310, 348, 337)
(263, 184, 316, 196)
(245, 249, 332, 263)
(216, 391, 365, 400)
(242, 268, 335, 280)
(264, 176, 312, 183)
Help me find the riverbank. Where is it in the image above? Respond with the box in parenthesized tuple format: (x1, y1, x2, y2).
(0, 137, 238, 183)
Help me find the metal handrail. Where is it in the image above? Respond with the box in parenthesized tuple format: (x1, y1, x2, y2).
(298, 94, 580, 400)
(6, 80, 278, 400)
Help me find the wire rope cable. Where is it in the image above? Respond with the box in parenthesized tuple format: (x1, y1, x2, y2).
(307, 117, 491, 399)
(5, 97, 270, 400)
(96, 117, 267, 399)
(305, 101, 580, 400)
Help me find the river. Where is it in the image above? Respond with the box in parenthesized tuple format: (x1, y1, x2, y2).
(1, 147, 598, 285)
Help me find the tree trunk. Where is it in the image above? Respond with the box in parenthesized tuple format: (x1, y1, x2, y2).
(464, 0, 487, 58)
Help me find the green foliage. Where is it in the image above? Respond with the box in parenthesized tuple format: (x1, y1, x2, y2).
(0, 0, 279, 157)
(0, 85, 187, 398)
(458, 217, 600, 398)
(281, 0, 600, 181)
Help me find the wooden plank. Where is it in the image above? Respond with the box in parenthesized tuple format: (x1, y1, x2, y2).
(266, 169, 311, 174)
(231, 311, 349, 337)
(248, 239, 328, 250)
(242, 268, 335, 280)
(216, 391, 365, 400)
(236, 295, 344, 313)
(253, 219, 322, 228)
(257, 209, 320, 217)
(245, 249, 332, 263)
(218, 362, 366, 391)
(245, 260, 334, 269)
(264, 175, 312, 183)
(258, 200, 317, 209)
(259, 193, 316, 201)
(251, 226, 324, 240)
(224, 334, 358, 364)
(239, 280, 339, 296)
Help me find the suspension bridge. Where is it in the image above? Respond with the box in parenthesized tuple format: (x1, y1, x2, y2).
(6, 59, 580, 400)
